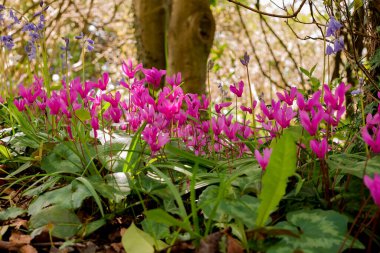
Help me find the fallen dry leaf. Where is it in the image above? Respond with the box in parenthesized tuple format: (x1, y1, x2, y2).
(9, 231, 32, 244)
(10, 218, 28, 229)
(19, 244, 38, 253)
(227, 235, 244, 253)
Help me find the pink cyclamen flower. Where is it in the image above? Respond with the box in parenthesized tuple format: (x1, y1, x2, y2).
(229, 80, 244, 97)
(166, 72, 182, 88)
(299, 108, 324, 136)
(277, 87, 297, 106)
(361, 125, 380, 153)
(91, 116, 99, 139)
(215, 102, 232, 114)
(122, 59, 143, 79)
(142, 125, 170, 153)
(143, 67, 166, 89)
(14, 98, 26, 111)
(254, 148, 272, 170)
(96, 72, 109, 90)
(364, 174, 380, 208)
(310, 138, 328, 159)
(273, 104, 297, 128)
(0, 96, 4, 104)
(323, 82, 351, 111)
(240, 105, 252, 114)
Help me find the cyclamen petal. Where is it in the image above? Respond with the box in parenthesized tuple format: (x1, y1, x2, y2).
(254, 148, 272, 170)
(215, 102, 232, 113)
(310, 138, 328, 159)
(230, 81, 244, 97)
(364, 174, 380, 207)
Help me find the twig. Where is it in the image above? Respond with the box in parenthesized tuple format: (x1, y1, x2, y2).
(227, 0, 307, 19)
(235, 6, 282, 89)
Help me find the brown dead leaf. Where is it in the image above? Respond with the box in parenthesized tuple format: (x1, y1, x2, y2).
(110, 242, 124, 252)
(10, 218, 28, 229)
(227, 235, 244, 253)
(19, 244, 38, 253)
(198, 231, 223, 253)
(9, 231, 32, 244)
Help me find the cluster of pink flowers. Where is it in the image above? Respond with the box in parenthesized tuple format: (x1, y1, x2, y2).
(12, 61, 354, 168)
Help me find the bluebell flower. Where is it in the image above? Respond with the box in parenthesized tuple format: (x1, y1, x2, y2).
(25, 42, 36, 60)
(22, 23, 36, 32)
(326, 44, 334, 55)
(326, 16, 342, 37)
(333, 37, 344, 53)
(9, 10, 20, 24)
(1, 35, 14, 50)
(240, 51, 250, 66)
(75, 32, 84, 40)
(87, 44, 94, 52)
(86, 38, 94, 44)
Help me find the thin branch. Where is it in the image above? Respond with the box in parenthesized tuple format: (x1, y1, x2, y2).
(261, 16, 305, 88)
(258, 13, 290, 87)
(235, 6, 282, 89)
(227, 0, 307, 19)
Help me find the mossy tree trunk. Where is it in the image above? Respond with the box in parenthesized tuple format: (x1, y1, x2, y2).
(167, 0, 215, 94)
(133, 0, 215, 94)
(132, 0, 167, 70)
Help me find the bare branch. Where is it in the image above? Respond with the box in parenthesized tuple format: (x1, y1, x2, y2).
(227, 0, 307, 19)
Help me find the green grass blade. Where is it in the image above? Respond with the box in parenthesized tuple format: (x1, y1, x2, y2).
(76, 177, 105, 217)
(123, 122, 146, 173)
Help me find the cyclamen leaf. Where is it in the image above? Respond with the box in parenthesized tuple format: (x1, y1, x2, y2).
(0, 207, 26, 221)
(122, 222, 167, 253)
(29, 206, 81, 239)
(256, 127, 300, 227)
(268, 209, 364, 253)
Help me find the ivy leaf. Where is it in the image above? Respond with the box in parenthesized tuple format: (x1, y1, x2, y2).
(268, 209, 365, 253)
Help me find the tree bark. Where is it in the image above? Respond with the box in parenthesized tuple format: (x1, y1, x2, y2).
(167, 0, 215, 94)
(132, 0, 167, 70)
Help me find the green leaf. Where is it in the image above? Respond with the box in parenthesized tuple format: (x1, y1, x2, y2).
(82, 218, 106, 237)
(199, 185, 260, 229)
(122, 222, 167, 253)
(144, 209, 193, 234)
(76, 177, 105, 217)
(0, 145, 12, 159)
(165, 144, 218, 169)
(28, 182, 92, 216)
(354, 0, 364, 12)
(74, 108, 91, 122)
(41, 142, 82, 174)
(0, 207, 26, 221)
(123, 123, 146, 173)
(141, 219, 170, 240)
(268, 209, 365, 253)
(29, 206, 81, 239)
(327, 153, 380, 178)
(256, 127, 300, 227)
(299, 67, 310, 77)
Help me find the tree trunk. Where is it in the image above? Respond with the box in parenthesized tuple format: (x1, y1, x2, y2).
(167, 0, 215, 94)
(132, 0, 167, 70)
